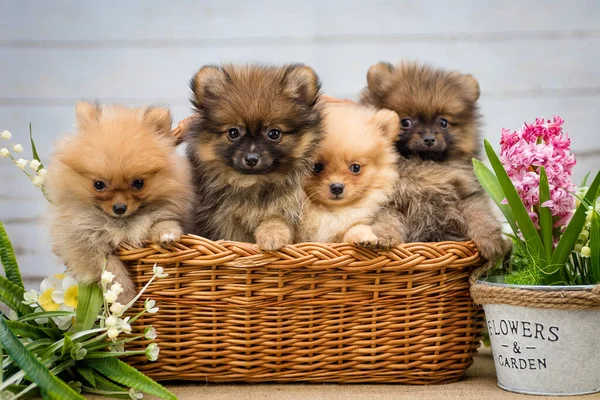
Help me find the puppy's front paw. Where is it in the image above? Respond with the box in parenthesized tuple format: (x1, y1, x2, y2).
(255, 219, 293, 251)
(375, 233, 403, 250)
(475, 234, 512, 262)
(150, 221, 182, 246)
(344, 225, 378, 248)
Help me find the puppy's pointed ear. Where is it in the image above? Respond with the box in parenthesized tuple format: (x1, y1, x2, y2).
(283, 64, 321, 106)
(366, 62, 395, 94)
(462, 74, 480, 103)
(373, 108, 400, 143)
(144, 106, 172, 136)
(190, 65, 227, 108)
(75, 101, 102, 129)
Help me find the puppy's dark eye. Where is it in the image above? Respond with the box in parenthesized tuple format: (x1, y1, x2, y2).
(94, 181, 106, 191)
(132, 179, 144, 190)
(439, 118, 449, 129)
(267, 128, 282, 141)
(227, 128, 240, 140)
(349, 164, 361, 174)
(400, 118, 412, 129)
(313, 163, 324, 173)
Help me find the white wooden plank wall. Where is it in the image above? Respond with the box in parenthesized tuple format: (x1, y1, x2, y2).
(1, 0, 599, 283)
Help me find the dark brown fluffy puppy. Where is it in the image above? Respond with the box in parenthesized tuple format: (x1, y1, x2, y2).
(361, 61, 509, 262)
(185, 64, 323, 250)
(361, 61, 480, 162)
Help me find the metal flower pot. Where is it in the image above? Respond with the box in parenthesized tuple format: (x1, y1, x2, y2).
(478, 280, 600, 396)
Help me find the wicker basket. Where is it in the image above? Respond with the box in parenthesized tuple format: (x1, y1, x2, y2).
(119, 236, 485, 383)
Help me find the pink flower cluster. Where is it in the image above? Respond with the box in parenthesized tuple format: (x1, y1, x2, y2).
(500, 117, 576, 230)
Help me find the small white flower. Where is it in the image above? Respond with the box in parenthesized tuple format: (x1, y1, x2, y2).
(581, 246, 591, 257)
(104, 290, 118, 304)
(12, 144, 24, 153)
(0, 148, 9, 158)
(22, 289, 39, 306)
(152, 264, 169, 278)
(101, 270, 116, 285)
(107, 327, 120, 339)
(145, 343, 160, 361)
(50, 275, 78, 307)
(144, 326, 157, 340)
(52, 304, 74, 330)
(31, 176, 44, 187)
(118, 316, 132, 334)
(37, 168, 47, 178)
(144, 299, 159, 314)
(129, 388, 144, 400)
(1, 130, 11, 140)
(103, 283, 123, 304)
(16, 158, 27, 170)
(110, 282, 124, 296)
(33, 307, 48, 324)
(105, 315, 118, 328)
(111, 343, 125, 353)
(109, 301, 125, 316)
(28, 159, 41, 171)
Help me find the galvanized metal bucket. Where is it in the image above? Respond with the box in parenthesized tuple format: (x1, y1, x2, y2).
(478, 280, 600, 396)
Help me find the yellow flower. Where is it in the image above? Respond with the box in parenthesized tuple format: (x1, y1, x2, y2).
(38, 289, 59, 311)
(63, 285, 79, 308)
(51, 275, 79, 308)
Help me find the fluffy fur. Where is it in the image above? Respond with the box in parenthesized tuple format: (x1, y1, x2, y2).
(371, 159, 510, 260)
(185, 63, 324, 249)
(361, 61, 481, 163)
(298, 103, 399, 245)
(361, 61, 509, 261)
(46, 102, 193, 301)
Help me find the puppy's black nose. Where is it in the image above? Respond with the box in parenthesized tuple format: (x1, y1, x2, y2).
(244, 153, 260, 167)
(330, 183, 344, 196)
(423, 135, 436, 147)
(112, 204, 127, 215)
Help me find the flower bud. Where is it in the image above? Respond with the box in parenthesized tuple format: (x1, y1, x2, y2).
(103, 290, 118, 304)
(581, 246, 591, 257)
(31, 176, 44, 187)
(29, 159, 41, 171)
(101, 270, 116, 285)
(1, 130, 12, 140)
(107, 327, 120, 339)
(0, 148, 9, 158)
(13, 144, 24, 153)
(145, 343, 160, 361)
(105, 315, 118, 328)
(16, 158, 27, 170)
(129, 388, 144, 400)
(109, 302, 125, 316)
(144, 326, 157, 340)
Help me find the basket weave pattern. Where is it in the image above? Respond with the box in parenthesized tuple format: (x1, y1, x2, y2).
(119, 235, 484, 383)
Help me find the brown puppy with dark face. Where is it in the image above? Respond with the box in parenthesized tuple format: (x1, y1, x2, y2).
(361, 61, 480, 163)
(185, 64, 323, 250)
(360, 61, 509, 262)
